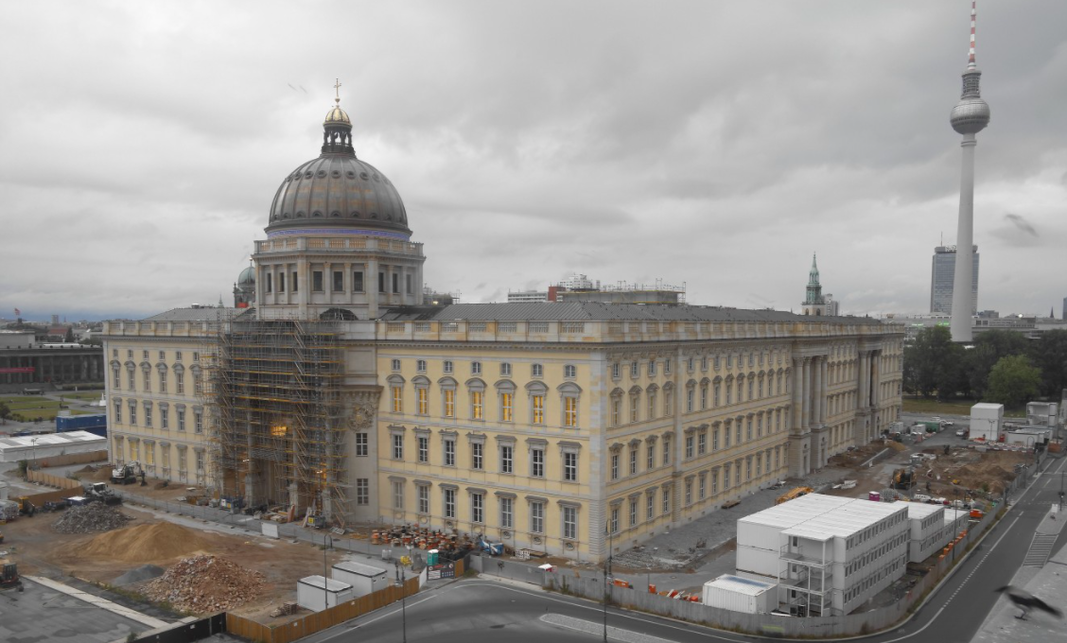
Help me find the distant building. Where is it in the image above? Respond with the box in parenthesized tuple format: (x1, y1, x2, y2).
(801, 254, 838, 316)
(930, 246, 978, 315)
(508, 276, 686, 305)
(506, 290, 548, 303)
(232, 263, 256, 308)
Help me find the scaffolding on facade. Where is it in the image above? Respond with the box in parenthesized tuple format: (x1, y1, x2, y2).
(210, 318, 351, 526)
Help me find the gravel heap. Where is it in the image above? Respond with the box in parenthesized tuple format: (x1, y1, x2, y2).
(144, 554, 266, 613)
(52, 504, 132, 534)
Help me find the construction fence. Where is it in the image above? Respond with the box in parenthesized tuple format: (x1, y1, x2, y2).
(225, 576, 420, 643)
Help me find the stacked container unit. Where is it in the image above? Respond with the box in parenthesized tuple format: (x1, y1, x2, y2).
(970, 403, 1004, 442)
(737, 494, 851, 583)
(331, 561, 388, 599)
(296, 575, 354, 612)
(906, 502, 946, 563)
(943, 508, 968, 541)
(702, 574, 776, 614)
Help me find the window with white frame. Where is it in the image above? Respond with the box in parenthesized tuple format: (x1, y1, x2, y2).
(356, 479, 369, 505)
(610, 506, 620, 533)
(685, 434, 694, 459)
(194, 409, 203, 434)
(531, 501, 545, 533)
(664, 358, 672, 374)
(561, 383, 580, 428)
(724, 463, 731, 489)
(500, 362, 512, 377)
(530, 445, 545, 477)
(563, 451, 578, 482)
(392, 433, 404, 460)
(528, 382, 546, 424)
(176, 407, 185, 431)
(418, 485, 430, 514)
(471, 492, 484, 523)
(629, 498, 638, 526)
(562, 505, 577, 540)
(663, 435, 671, 465)
(500, 442, 514, 474)
(500, 496, 513, 528)
(698, 430, 707, 455)
(611, 395, 621, 426)
(417, 435, 429, 463)
(160, 405, 168, 429)
(564, 364, 576, 379)
(630, 362, 639, 378)
(647, 361, 656, 377)
(630, 392, 639, 423)
(129, 400, 137, 425)
(444, 488, 456, 518)
(685, 479, 692, 505)
(647, 390, 656, 420)
(471, 361, 482, 375)
(159, 368, 167, 394)
(391, 359, 401, 371)
(175, 367, 184, 394)
(611, 452, 620, 480)
(531, 363, 543, 378)
(443, 360, 453, 374)
(646, 442, 654, 470)
(443, 436, 456, 466)
(662, 488, 671, 514)
(392, 481, 404, 510)
(629, 448, 637, 475)
(416, 359, 426, 372)
(114, 400, 122, 423)
(356, 432, 368, 456)
(472, 442, 484, 470)
(646, 493, 654, 520)
(612, 363, 620, 379)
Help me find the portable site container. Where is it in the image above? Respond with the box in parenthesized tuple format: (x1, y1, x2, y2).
(703, 575, 776, 613)
(736, 494, 852, 579)
(297, 575, 354, 612)
(331, 561, 388, 598)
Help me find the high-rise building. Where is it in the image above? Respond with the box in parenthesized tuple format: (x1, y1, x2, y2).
(948, 2, 991, 342)
(930, 245, 979, 314)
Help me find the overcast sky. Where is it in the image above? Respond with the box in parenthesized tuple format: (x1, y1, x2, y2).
(2, 1, 1065, 322)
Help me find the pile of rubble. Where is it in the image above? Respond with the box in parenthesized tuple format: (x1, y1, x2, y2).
(144, 554, 265, 613)
(52, 504, 132, 534)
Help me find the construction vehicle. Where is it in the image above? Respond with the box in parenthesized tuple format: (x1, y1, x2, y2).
(15, 496, 36, 517)
(84, 482, 122, 506)
(776, 487, 813, 505)
(110, 462, 139, 485)
(893, 467, 916, 490)
(0, 559, 23, 592)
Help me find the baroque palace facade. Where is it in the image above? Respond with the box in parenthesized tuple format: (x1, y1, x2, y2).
(102, 97, 903, 561)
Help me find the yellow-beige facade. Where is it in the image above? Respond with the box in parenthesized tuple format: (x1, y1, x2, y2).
(101, 98, 904, 562)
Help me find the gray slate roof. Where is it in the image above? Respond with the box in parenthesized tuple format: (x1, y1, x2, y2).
(380, 302, 883, 324)
(144, 307, 254, 322)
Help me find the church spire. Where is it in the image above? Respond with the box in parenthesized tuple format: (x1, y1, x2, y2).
(804, 253, 824, 306)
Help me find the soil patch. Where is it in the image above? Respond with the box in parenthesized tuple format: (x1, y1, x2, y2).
(79, 521, 210, 563)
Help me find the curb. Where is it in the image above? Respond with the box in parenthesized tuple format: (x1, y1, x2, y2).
(24, 575, 168, 629)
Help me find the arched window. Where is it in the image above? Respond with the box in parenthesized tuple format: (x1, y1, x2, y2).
(438, 377, 457, 418)
(558, 382, 582, 428)
(495, 380, 516, 422)
(412, 376, 430, 415)
(467, 378, 486, 420)
(387, 374, 405, 414)
(526, 381, 548, 425)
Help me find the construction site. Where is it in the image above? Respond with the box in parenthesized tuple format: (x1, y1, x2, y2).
(210, 319, 358, 528)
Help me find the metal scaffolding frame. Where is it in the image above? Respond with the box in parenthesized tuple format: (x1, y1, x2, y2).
(209, 318, 351, 525)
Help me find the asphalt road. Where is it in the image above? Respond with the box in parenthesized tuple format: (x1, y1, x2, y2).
(304, 455, 1067, 643)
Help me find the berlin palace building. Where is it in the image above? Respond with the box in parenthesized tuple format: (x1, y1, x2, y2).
(102, 93, 904, 562)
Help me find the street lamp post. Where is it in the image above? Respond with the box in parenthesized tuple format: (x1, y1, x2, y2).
(30, 437, 39, 469)
(603, 521, 613, 642)
(323, 534, 333, 610)
(395, 559, 408, 643)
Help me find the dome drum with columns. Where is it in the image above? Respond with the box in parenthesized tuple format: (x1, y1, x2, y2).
(253, 85, 426, 320)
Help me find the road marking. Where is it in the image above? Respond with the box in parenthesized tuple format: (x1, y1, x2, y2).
(542, 613, 677, 643)
(335, 592, 438, 635)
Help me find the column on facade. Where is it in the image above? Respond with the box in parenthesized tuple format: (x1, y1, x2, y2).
(812, 357, 823, 426)
(343, 262, 352, 305)
(801, 358, 811, 432)
(791, 358, 803, 432)
(820, 358, 828, 425)
(367, 257, 379, 319)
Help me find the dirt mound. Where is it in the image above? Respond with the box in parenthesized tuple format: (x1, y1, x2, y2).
(144, 554, 265, 613)
(79, 522, 210, 563)
(52, 504, 132, 534)
(887, 441, 908, 452)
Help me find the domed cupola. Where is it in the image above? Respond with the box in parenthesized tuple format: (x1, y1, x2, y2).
(266, 80, 410, 238)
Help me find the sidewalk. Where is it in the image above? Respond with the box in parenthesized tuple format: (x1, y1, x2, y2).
(25, 575, 169, 629)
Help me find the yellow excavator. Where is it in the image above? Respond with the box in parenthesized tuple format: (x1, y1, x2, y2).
(776, 486, 813, 505)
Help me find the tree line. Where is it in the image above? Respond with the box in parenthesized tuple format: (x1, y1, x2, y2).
(903, 327, 1067, 408)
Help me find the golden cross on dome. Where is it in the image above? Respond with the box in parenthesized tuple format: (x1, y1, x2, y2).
(334, 78, 342, 104)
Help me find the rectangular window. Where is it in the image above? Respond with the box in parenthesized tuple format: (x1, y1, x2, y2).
(663, 436, 671, 465)
(648, 361, 656, 376)
(563, 506, 577, 540)
(629, 499, 638, 526)
(312, 270, 324, 292)
(356, 432, 368, 456)
(564, 396, 578, 427)
(686, 389, 693, 412)
(330, 270, 343, 292)
(160, 407, 168, 429)
(472, 442, 484, 470)
(418, 486, 430, 514)
(610, 507, 619, 533)
(611, 398, 621, 426)
(356, 479, 369, 505)
(531, 502, 544, 533)
(664, 390, 673, 416)
(532, 394, 544, 424)
(392, 434, 404, 460)
(647, 443, 654, 470)
(501, 392, 513, 421)
(176, 408, 185, 431)
(194, 411, 203, 434)
(379, 271, 386, 293)
(612, 363, 620, 379)
(392, 272, 399, 294)
(159, 370, 167, 394)
(563, 452, 577, 482)
(278, 271, 285, 292)
(630, 362, 639, 378)
(665, 358, 672, 374)
(416, 359, 426, 372)
(291, 271, 298, 292)
(444, 438, 455, 466)
(266, 272, 272, 293)
(471, 361, 482, 375)
(629, 449, 637, 475)
(648, 393, 656, 420)
(501, 445, 513, 473)
(353, 271, 364, 292)
(444, 389, 455, 417)
(630, 396, 639, 423)
(417, 388, 428, 415)
(698, 431, 707, 455)
(531, 363, 543, 378)
(143, 369, 151, 392)
(662, 488, 670, 515)
(611, 453, 619, 480)
(418, 436, 429, 463)
(444, 489, 456, 518)
(144, 404, 153, 427)
(724, 464, 731, 489)
(685, 435, 694, 459)
(443, 360, 453, 374)
(193, 373, 202, 395)
(393, 481, 404, 510)
(699, 475, 706, 499)
(647, 494, 654, 520)
(565, 364, 577, 378)
(471, 390, 483, 420)
(114, 401, 122, 424)
(501, 497, 513, 528)
(392, 386, 402, 413)
(531, 447, 545, 477)
(471, 493, 484, 523)
(701, 386, 707, 410)
(685, 479, 692, 505)
(500, 362, 512, 376)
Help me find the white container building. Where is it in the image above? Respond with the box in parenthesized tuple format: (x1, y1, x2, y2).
(331, 561, 388, 598)
(943, 508, 968, 539)
(970, 403, 1004, 442)
(737, 493, 910, 617)
(1026, 402, 1059, 427)
(297, 575, 354, 612)
(702, 574, 776, 614)
(906, 503, 946, 563)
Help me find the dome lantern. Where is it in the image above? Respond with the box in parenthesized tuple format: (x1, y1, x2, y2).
(323, 78, 354, 155)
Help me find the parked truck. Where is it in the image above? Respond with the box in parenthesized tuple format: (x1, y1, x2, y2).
(110, 462, 140, 485)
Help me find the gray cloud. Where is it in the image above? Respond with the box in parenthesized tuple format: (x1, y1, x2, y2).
(0, 1, 1064, 320)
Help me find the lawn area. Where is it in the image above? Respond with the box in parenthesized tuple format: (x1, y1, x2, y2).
(58, 391, 105, 401)
(902, 396, 1026, 418)
(7, 399, 62, 411)
(2, 396, 58, 405)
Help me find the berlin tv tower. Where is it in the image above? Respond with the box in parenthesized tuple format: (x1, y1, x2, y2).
(948, 1, 991, 342)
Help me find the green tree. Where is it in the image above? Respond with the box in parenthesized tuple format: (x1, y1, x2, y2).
(963, 329, 1030, 399)
(1029, 329, 1067, 398)
(985, 355, 1041, 408)
(64, 327, 75, 343)
(0, 402, 9, 424)
(905, 326, 966, 399)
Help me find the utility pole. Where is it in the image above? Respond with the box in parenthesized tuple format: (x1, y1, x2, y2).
(395, 560, 408, 643)
(603, 520, 612, 642)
